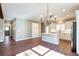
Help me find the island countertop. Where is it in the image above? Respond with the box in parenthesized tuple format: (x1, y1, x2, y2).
(42, 32, 58, 35)
(42, 32, 59, 45)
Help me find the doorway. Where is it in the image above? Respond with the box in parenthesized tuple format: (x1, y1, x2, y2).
(4, 20, 16, 43)
(5, 26, 10, 36)
(4, 26, 10, 43)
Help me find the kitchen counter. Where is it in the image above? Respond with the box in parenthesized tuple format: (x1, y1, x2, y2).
(42, 33, 59, 45)
(42, 33, 58, 35)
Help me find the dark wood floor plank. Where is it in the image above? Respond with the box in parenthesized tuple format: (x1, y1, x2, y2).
(0, 37, 77, 56)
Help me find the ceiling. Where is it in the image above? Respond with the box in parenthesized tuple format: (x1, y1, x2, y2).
(1, 3, 79, 22)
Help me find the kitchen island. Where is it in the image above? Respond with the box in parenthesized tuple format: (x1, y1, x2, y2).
(42, 33, 59, 45)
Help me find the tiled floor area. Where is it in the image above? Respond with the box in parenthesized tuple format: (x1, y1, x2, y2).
(16, 45, 65, 56)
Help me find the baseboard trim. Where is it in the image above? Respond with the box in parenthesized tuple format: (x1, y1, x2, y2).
(15, 36, 41, 41)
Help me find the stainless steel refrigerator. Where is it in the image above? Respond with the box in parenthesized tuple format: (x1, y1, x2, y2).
(71, 22, 76, 52)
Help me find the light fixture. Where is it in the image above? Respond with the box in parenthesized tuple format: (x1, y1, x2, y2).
(40, 3, 57, 24)
(62, 9, 66, 12)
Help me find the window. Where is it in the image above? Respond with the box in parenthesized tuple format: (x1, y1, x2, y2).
(56, 24, 60, 31)
(5, 26, 9, 31)
(60, 24, 65, 30)
(50, 23, 56, 32)
(56, 24, 65, 31)
(46, 25, 49, 33)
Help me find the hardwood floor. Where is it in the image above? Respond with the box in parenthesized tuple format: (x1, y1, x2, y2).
(0, 37, 77, 56)
(54, 40, 76, 56)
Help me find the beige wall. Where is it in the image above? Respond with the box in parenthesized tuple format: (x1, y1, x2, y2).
(15, 19, 32, 41)
(0, 19, 4, 42)
(41, 23, 45, 33)
(12, 20, 16, 39)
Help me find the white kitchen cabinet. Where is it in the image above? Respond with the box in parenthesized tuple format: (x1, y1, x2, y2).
(42, 33, 59, 45)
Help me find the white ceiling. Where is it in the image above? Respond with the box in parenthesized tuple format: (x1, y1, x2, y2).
(1, 3, 79, 21)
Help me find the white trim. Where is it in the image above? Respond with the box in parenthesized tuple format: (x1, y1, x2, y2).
(3, 20, 5, 42)
(15, 36, 41, 41)
(0, 19, 4, 42)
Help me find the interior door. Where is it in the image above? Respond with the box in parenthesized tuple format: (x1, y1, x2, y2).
(32, 23, 39, 37)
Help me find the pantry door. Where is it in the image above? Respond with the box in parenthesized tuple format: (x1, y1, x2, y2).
(32, 23, 39, 37)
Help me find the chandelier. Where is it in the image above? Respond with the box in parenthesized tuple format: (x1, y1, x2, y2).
(40, 3, 57, 24)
